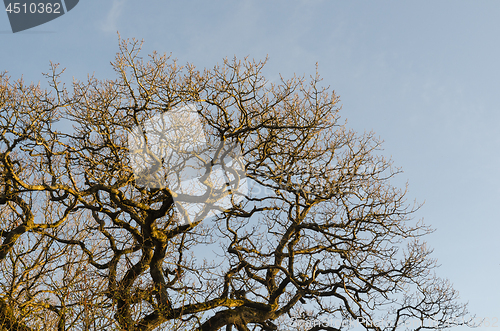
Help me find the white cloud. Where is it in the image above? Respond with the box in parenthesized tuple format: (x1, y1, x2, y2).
(99, 0, 126, 33)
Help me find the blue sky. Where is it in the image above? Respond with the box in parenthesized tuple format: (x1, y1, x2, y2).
(2, 1, 499, 329)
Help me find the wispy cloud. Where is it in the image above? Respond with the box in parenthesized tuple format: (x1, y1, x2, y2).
(100, 0, 126, 33)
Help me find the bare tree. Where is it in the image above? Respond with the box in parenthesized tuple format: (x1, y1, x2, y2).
(0, 38, 472, 331)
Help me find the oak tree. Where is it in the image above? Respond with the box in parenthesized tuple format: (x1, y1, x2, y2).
(0, 39, 471, 331)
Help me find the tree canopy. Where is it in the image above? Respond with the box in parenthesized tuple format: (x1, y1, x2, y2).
(0, 39, 471, 331)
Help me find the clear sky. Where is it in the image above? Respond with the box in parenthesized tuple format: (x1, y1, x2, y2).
(1, 1, 499, 329)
